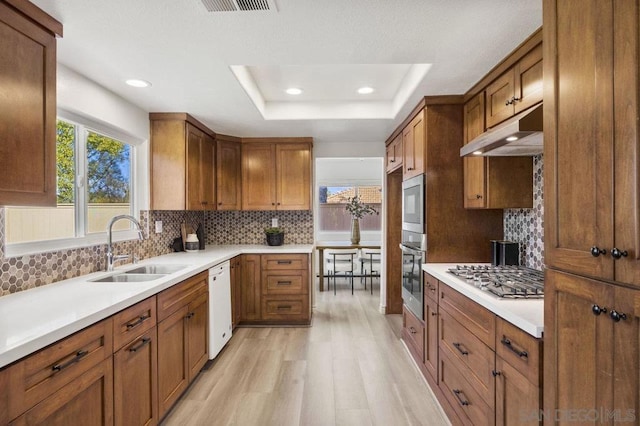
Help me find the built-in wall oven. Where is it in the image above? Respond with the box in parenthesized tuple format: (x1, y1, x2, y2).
(401, 174, 426, 320)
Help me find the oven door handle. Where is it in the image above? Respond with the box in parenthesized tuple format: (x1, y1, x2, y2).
(399, 243, 424, 257)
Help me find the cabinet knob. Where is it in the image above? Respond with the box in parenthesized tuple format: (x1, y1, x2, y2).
(272, 203, 275, 206)
(590, 246, 606, 257)
(476, 194, 483, 199)
(610, 310, 627, 322)
(492, 370, 501, 377)
(513, 96, 520, 102)
(592, 304, 607, 316)
(218, 202, 222, 205)
(407, 167, 414, 171)
(505, 100, 511, 106)
(611, 248, 628, 259)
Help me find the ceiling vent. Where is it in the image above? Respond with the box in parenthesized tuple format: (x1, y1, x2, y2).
(201, 0, 277, 12)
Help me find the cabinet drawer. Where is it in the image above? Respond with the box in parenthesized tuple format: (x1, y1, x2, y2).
(424, 272, 439, 302)
(261, 295, 309, 322)
(157, 272, 208, 321)
(439, 350, 494, 426)
(262, 271, 307, 295)
(439, 309, 494, 406)
(261, 254, 308, 271)
(496, 317, 541, 385)
(7, 318, 113, 420)
(112, 296, 157, 351)
(402, 306, 425, 362)
(439, 283, 496, 349)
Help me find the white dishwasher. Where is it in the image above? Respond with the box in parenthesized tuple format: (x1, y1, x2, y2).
(208, 261, 232, 359)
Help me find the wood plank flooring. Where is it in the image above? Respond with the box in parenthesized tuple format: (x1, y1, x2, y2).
(161, 282, 449, 426)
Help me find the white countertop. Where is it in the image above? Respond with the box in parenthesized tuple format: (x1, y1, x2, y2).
(0, 244, 313, 369)
(422, 263, 544, 339)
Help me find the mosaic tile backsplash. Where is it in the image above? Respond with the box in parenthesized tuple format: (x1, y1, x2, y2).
(503, 154, 544, 270)
(0, 209, 313, 296)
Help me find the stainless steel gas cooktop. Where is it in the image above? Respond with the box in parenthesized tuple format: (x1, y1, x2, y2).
(447, 265, 544, 299)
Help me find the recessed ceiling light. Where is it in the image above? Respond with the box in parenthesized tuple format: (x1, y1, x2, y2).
(126, 79, 151, 88)
(286, 88, 303, 95)
(357, 87, 375, 95)
(506, 136, 519, 142)
(473, 151, 483, 155)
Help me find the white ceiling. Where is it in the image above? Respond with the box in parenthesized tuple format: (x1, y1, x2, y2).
(31, 0, 542, 145)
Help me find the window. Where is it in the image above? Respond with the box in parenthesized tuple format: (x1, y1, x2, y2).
(5, 115, 140, 254)
(318, 185, 382, 232)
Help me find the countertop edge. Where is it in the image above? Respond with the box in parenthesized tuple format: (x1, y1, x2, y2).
(422, 263, 544, 339)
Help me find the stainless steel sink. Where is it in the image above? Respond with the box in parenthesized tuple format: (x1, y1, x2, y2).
(124, 264, 188, 275)
(91, 273, 166, 283)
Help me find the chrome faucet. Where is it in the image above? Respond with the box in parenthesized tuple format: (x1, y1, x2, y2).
(106, 214, 144, 271)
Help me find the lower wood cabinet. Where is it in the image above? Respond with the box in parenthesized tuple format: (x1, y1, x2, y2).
(230, 255, 242, 330)
(240, 254, 262, 322)
(403, 273, 543, 425)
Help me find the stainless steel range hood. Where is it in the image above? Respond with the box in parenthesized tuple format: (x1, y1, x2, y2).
(460, 104, 543, 157)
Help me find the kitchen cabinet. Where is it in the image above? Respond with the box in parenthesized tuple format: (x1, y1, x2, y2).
(216, 135, 242, 210)
(423, 273, 439, 382)
(5, 318, 114, 424)
(385, 133, 402, 173)
(486, 43, 542, 128)
(495, 356, 540, 425)
(157, 272, 208, 418)
(402, 306, 424, 363)
(402, 110, 425, 181)
(0, 0, 62, 207)
(112, 297, 158, 426)
(241, 139, 312, 211)
(544, 0, 640, 288)
(230, 255, 242, 330)
(149, 113, 216, 211)
(240, 254, 262, 321)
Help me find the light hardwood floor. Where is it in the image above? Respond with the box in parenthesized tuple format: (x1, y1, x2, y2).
(161, 281, 449, 426)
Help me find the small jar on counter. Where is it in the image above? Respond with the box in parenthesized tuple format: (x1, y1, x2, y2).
(185, 234, 199, 252)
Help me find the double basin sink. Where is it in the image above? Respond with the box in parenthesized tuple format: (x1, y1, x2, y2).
(91, 264, 189, 283)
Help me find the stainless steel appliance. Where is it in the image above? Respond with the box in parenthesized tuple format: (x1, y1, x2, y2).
(402, 174, 424, 233)
(447, 265, 544, 299)
(400, 242, 426, 320)
(491, 240, 520, 266)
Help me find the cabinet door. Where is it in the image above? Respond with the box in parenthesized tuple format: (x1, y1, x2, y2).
(200, 133, 216, 210)
(495, 357, 540, 426)
(611, 1, 640, 288)
(240, 254, 261, 321)
(187, 292, 208, 381)
(386, 134, 402, 173)
(276, 143, 311, 210)
(544, 269, 614, 424)
(113, 328, 158, 426)
(11, 359, 113, 426)
(463, 93, 487, 208)
(157, 305, 189, 418)
(486, 70, 515, 128)
(402, 111, 425, 180)
(0, 3, 57, 206)
(231, 256, 242, 328)
(423, 296, 438, 383)
(514, 43, 543, 114)
(186, 124, 205, 211)
(242, 143, 276, 210)
(216, 139, 241, 210)
(544, 0, 614, 281)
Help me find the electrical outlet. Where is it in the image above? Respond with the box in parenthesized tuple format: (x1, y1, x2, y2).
(155, 220, 162, 233)
(272, 217, 278, 228)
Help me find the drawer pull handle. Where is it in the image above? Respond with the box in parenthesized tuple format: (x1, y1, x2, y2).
(129, 337, 152, 353)
(277, 305, 292, 310)
(453, 389, 470, 406)
(453, 342, 469, 356)
(52, 350, 88, 372)
(277, 281, 292, 286)
(277, 260, 293, 264)
(126, 314, 151, 329)
(501, 337, 528, 358)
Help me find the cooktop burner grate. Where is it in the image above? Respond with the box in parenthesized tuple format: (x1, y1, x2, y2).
(447, 265, 544, 299)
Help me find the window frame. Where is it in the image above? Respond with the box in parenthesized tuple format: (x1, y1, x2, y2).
(4, 109, 148, 257)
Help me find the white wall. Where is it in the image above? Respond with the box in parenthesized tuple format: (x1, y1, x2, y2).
(314, 141, 385, 158)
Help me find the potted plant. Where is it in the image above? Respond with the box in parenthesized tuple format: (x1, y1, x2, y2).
(345, 195, 378, 244)
(264, 226, 285, 246)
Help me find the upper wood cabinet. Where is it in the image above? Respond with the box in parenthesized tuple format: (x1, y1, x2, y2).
(544, 0, 640, 287)
(241, 139, 312, 211)
(385, 133, 402, 173)
(216, 135, 242, 210)
(463, 93, 488, 208)
(402, 111, 425, 181)
(0, 1, 62, 206)
(486, 43, 543, 128)
(150, 113, 216, 211)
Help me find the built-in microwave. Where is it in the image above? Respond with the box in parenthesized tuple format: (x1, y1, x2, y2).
(402, 174, 424, 234)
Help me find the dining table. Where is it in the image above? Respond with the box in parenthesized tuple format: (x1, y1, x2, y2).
(315, 241, 381, 292)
